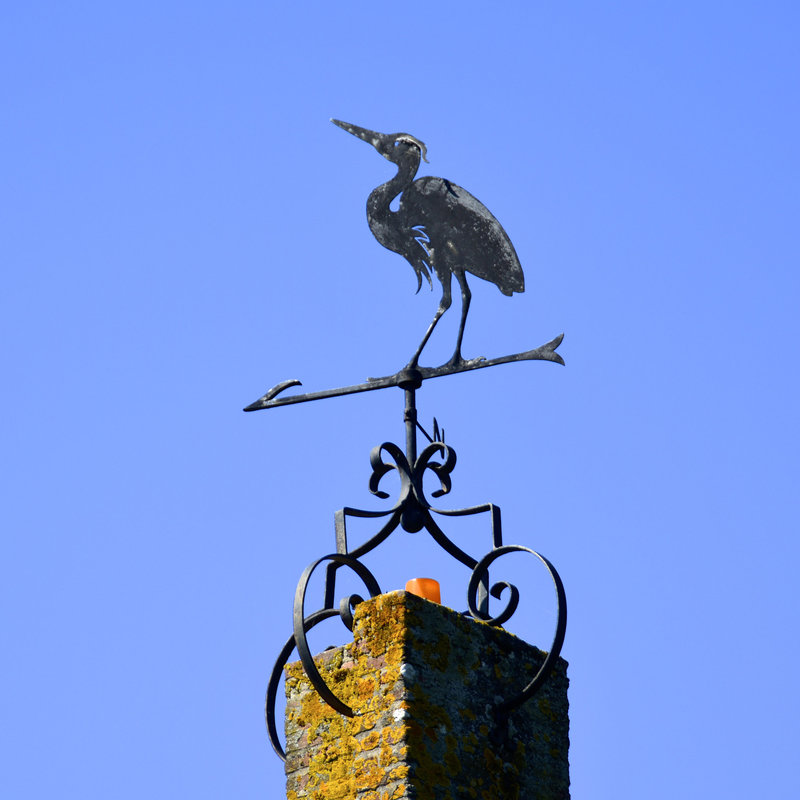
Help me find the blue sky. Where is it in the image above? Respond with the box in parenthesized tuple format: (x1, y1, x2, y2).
(3, 2, 799, 797)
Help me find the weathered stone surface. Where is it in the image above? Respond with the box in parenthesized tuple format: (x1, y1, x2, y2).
(284, 591, 569, 800)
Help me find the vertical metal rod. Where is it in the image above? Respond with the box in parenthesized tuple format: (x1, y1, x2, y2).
(404, 386, 417, 465)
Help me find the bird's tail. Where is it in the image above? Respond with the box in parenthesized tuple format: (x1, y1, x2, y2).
(414, 260, 433, 294)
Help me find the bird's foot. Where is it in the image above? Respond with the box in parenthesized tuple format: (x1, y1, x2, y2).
(444, 353, 486, 370)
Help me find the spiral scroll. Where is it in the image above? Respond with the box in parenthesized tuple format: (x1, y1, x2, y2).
(467, 544, 567, 716)
(264, 554, 382, 761)
(367, 440, 457, 507)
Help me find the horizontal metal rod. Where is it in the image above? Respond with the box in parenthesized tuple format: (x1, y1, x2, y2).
(243, 374, 398, 411)
(243, 333, 564, 412)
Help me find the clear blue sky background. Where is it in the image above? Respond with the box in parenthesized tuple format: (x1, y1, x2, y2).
(3, 2, 798, 797)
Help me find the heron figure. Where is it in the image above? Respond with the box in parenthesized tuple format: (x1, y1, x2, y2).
(333, 119, 525, 369)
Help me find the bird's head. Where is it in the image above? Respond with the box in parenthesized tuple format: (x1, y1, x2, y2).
(331, 119, 429, 165)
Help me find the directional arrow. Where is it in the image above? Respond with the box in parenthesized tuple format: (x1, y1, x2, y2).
(244, 333, 564, 412)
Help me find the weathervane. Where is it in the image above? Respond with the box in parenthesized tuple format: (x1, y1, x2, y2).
(248, 120, 567, 760)
(245, 119, 563, 413)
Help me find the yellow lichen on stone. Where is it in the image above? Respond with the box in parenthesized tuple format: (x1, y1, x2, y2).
(381, 725, 404, 746)
(387, 762, 409, 781)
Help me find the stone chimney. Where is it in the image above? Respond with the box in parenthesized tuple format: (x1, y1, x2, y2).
(283, 591, 569, 800)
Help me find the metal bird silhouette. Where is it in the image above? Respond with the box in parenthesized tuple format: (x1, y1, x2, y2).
(332, 119, 525, 369)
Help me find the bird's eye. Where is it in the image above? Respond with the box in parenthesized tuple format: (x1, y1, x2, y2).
(394, 141, 401, 147)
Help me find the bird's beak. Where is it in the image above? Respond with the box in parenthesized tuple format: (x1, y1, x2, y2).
(331, 119, 385, 152)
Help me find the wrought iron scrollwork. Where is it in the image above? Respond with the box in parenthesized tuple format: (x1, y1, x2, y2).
(293, 555, 381, 717)
(334, 436, 500, 616)
(368, 440, 456, 503)
(265, 554, 381, 761)
(362, 439, 458, 533)
(262, 378, 567, 761)
(265, 608, 339, 761)
(467, 545, 567, 716)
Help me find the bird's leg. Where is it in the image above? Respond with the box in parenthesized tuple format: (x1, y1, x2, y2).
(446, 271, 473, 367)
(407, 273, 452, 368)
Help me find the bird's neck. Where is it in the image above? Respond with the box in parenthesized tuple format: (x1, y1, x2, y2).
(366, 154, 419, 252)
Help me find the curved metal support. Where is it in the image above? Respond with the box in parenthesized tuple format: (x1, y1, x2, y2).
(414, 441, 457, 499)
(338, 439, 483, 552)
(368, 442, 413, 502)
(467, 545, 567, 716)
(365, 440, 456, 508)
(420, 510, 480, 571)
(333, 440, 505, 617)
(264, 607, 339, 761)
(429, 502, 503, 546)
(265, 556, 382, 761)
(336, 508, 402, 561)
(293, 554, 382, 717)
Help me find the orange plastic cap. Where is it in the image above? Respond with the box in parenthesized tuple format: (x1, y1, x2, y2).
(405, 577, 441, 604)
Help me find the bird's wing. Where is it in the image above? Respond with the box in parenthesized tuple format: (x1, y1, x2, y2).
(405, 177, 524, 295)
